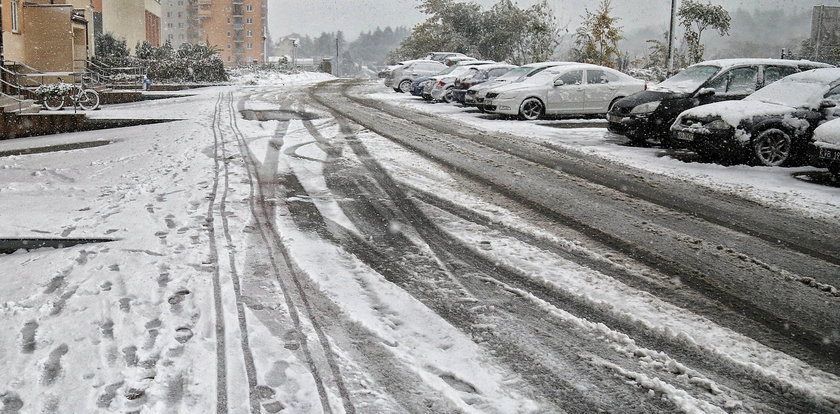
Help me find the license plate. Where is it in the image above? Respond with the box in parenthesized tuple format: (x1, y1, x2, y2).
(677, 131, 694, 141)
(607, 114, 623, 123)
(819, 146, 840, 161)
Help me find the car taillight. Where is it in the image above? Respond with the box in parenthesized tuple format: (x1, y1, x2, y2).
(438, 81, 446, 86)
(644, 83, 648, 90)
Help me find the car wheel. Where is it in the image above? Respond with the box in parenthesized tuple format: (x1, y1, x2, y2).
(398, 80, 412, 93)
(751, 128, 792, 166)
(442, 87, 454, 103)
(518, 98, 544, 121)
(393, 87, 401, 92)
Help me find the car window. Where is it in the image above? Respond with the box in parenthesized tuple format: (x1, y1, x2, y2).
(488, 68, 510, 78)
(558, 70, 583, 85)
(764, 66, 798, 85)
(586, 70, 610, 84)
(708, 67, 758, 95)
(727, 67, 758, 94)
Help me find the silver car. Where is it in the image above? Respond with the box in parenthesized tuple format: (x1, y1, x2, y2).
(386, 60, 447, 93)
(483, 64, 646, 120)
(466, 62, 580, 110)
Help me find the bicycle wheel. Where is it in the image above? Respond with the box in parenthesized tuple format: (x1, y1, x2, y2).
(78, 89, 100, 111)
(42, 95, 65, 111)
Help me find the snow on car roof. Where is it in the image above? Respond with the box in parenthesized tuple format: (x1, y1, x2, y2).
(522, 61, 580, 68)
(776, 67, 840, 84)
(692, 58, 832, 69)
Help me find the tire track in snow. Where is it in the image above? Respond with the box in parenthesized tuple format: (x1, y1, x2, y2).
(226, 92, 351, 414)
(306, 82, 840, 411)
(217, 93, 262, 414)
(311, 80, 840, 372)
(206, 92, 228, 414)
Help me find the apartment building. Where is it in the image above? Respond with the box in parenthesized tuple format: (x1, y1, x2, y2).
(162, 0, 191, 47)
(193, 0, 266, 65)
(93, 0, 162, 52)
(0, 0, 95, 73)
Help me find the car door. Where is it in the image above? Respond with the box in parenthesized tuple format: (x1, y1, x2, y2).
(584, 69, 620, 113)
(546, 70, 585, 114)
(822, 84, 840, 122)
(702, 65, 759, 104)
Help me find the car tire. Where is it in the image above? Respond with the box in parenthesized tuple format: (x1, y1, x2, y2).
(393, 87, 401, 92)
(442, 87, 454, 103)
(829, 161, 840, 176)
(477, 105, 486, 113)
(398, 79, 412, 93)
(751, 128, 792, 166)
(518, 98, 544, 121)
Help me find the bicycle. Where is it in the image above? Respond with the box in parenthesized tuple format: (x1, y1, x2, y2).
(40, 76, 100, 111)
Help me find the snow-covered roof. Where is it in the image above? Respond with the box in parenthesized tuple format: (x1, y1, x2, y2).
(692, 58, 831, 69)
(775, 67, 840, 84)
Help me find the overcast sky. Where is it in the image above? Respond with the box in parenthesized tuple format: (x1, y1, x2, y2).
(267, 0, 838, 41)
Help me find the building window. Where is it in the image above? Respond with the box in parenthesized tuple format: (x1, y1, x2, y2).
(247, 43, 253, 49)
(246, 18, 253, 24)
(227, 31, 231, 37)
(11, 1, 20, 32)
(227, 44, 231, 49)
(246, 5, 253, 11)
(227, 17, 231, 23)
(247, 30, 253, 37)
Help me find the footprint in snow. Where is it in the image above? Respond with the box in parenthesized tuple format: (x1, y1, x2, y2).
(167, 289, 190, 307)
(41, 344, 69, 386)
(119, 297, 132, 313)
(0, 391, 24, 413)
(20, 320, 38, 354)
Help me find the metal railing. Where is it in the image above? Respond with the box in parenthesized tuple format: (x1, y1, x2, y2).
(0, 61, 45, 113)
(74, 59, 147, 89)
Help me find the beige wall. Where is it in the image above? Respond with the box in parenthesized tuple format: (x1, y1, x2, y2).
(101, 0, 147, 52)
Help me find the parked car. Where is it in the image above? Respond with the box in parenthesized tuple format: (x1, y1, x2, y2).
(410, 77, 433, 97)
(452, 64, 517, 104)
(421, 61, 493, 101)
(608, 58, 832, 146)
(428, 61, 496, 102)
(425, 52, 467, 63)
(385, 60, 448, 93)
(483, 64, 646, 120)
(813, 118, 840, 175)
(670, 68, 840, 166)
(466, 62, 579, 110)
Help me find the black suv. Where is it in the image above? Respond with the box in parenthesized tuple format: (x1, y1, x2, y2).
(608, 59, 832, 147)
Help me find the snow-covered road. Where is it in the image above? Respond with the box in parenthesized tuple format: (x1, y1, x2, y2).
(0, 73, 838, 413)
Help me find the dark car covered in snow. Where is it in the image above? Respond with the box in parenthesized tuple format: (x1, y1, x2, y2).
(669, 68, 840, 166)
(608, 59, 832, 147)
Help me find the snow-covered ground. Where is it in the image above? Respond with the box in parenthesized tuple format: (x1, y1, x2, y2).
(364, 87, 840, 221)
(1, 73, 838, 413)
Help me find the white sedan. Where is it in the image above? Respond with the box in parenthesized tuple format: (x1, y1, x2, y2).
(482, 64, 646, 120)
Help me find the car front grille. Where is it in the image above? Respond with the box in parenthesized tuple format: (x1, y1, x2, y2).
(485, 92, 499, 99)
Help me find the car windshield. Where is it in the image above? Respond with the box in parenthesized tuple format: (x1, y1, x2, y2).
(652, 65, 721, 93)
(745, 79, 832, 108)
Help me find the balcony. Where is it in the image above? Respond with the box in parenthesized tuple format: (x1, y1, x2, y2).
(197, 9, 212, 18)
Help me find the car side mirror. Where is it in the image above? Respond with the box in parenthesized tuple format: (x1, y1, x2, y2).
(696, 88, 716, 98)
(820, 99, 836, 110)
(554, 79, 565, 87)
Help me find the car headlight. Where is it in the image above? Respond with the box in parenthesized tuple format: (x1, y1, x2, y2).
(705, 119, 731, 130)
(630, 101, 661, 114)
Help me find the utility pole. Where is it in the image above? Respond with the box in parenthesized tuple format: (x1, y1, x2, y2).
(335, 37, 339, 77)
(666, 0, 678, 75)
(815, 5, 825, 61)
